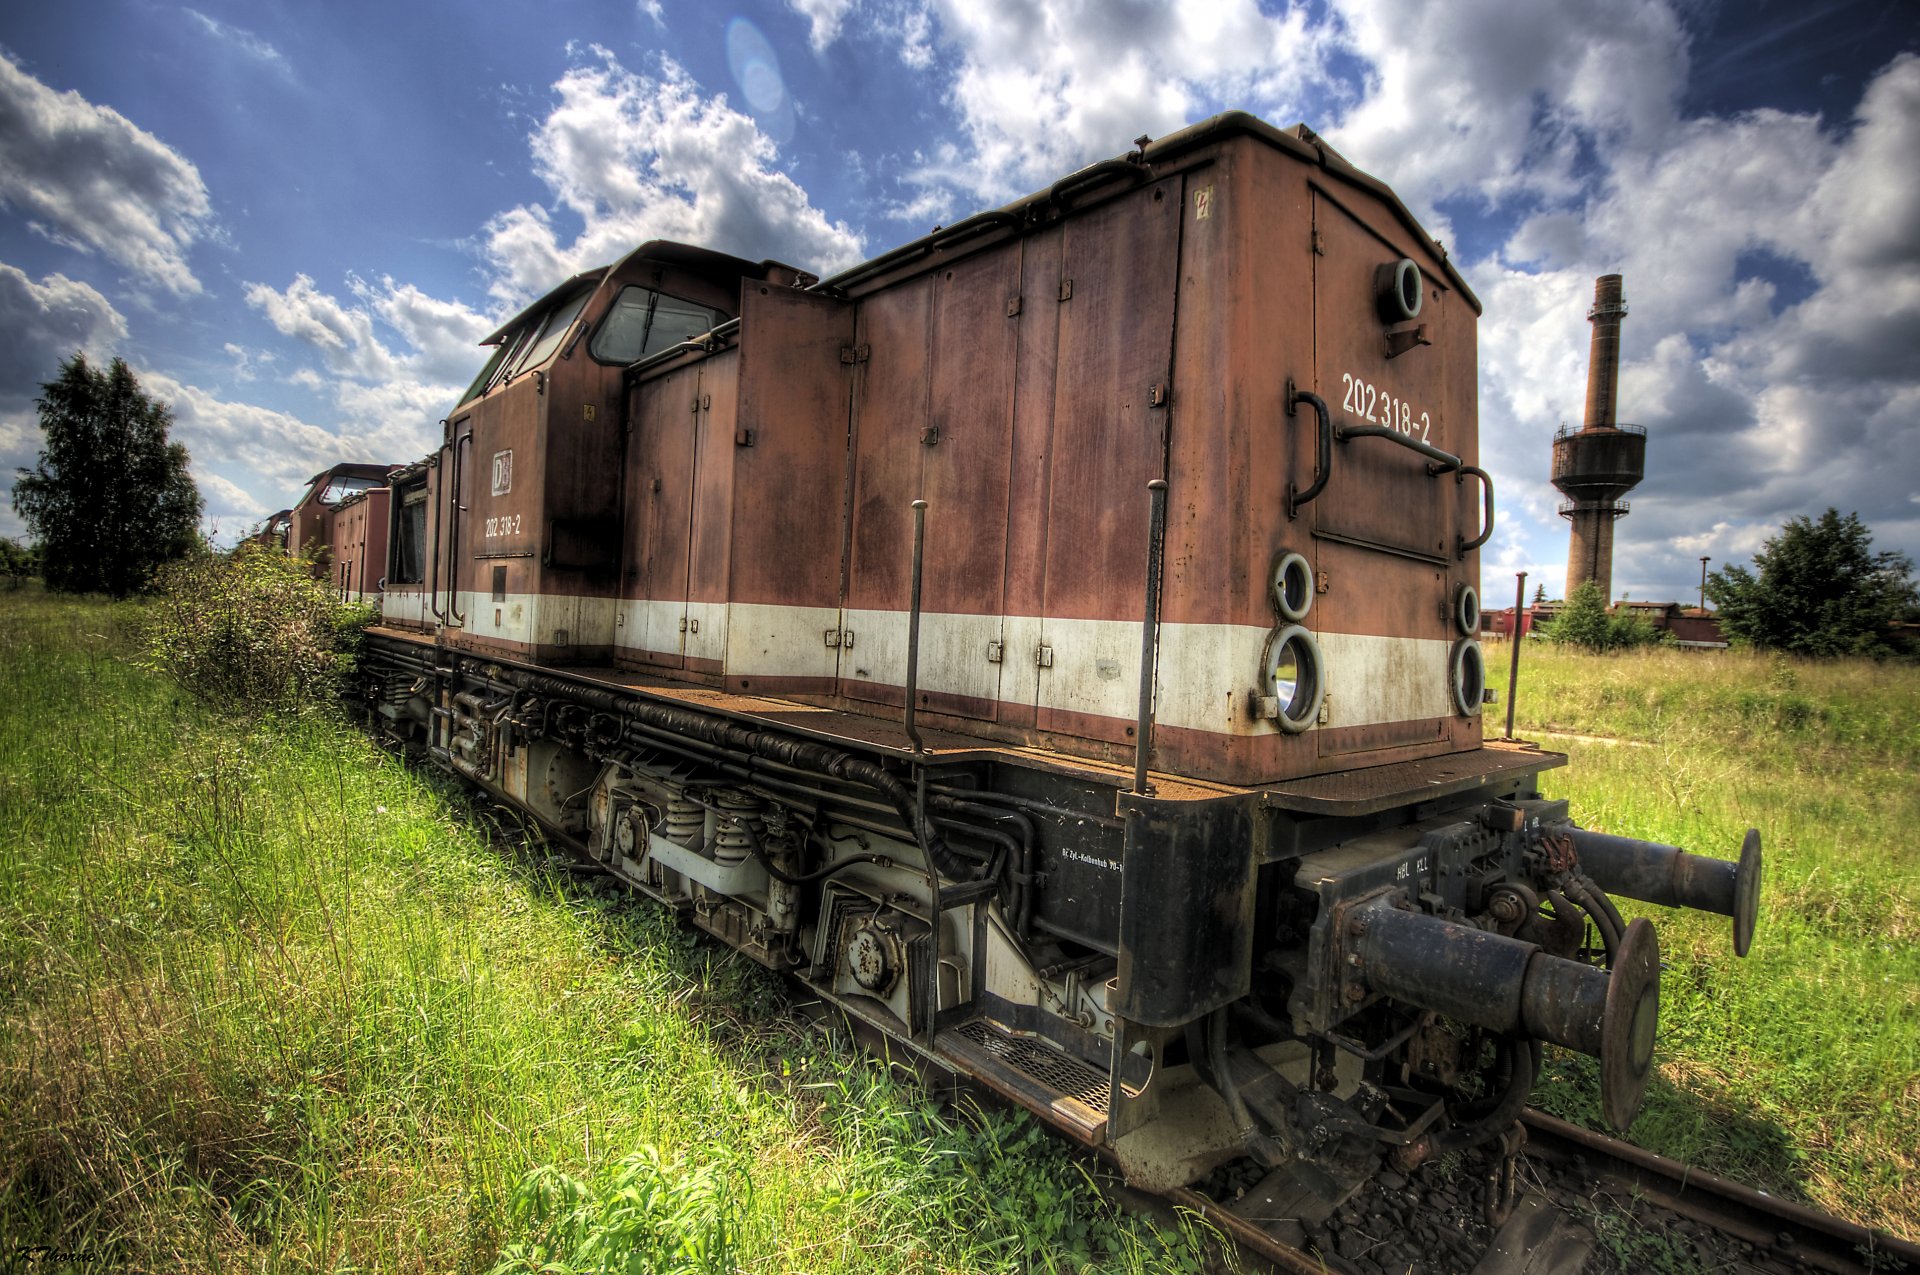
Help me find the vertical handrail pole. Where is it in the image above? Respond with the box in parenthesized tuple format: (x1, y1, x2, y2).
(904, 499, 929, 756)
(1505, 571, 1527, 741)
(1133, 479, 1169, 796)
(448, 431, 470, 625)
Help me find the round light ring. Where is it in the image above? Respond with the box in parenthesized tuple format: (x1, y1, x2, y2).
(1453, 582, 1480, 636)
(1271, 551, 1314, 622)
(1261, 624, 1325, 734)
(1377, 258, 1424, 323)
(1450, 638, 1486, 717)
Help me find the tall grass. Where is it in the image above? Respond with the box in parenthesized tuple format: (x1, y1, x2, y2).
(0, 592, 1218, 1272)
(1506, 641, 1919, 1239)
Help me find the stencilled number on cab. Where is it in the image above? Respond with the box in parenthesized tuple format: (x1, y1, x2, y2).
(1341, 372, 1433, 443)
(1395, 854, 1432, 883)
(483, 514, 522, 538)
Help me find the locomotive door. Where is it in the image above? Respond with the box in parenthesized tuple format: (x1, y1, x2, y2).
(1031, 175, 1183, 744)
(623, 363, 703, 668)
(1308, 188, 1469, 759)
(839, 248, 1019, 722)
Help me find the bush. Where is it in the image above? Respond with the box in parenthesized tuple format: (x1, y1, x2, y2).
(145, 542, 376, 715)
(1539, 580, 1664, 652)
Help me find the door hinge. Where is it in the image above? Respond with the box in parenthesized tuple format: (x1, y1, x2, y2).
(826, 628, 856, 649)
(824, 628, 841, 648)
(1148, 383, 1167, 408)
(1006, 295, 1022, 317)
(1311, 230, 1326, 256)
(1035, 643, 1054, 669)
(986, 640, 1003, 664)
(1057, 278, 1073, 302)
(840, 344, 870, 365)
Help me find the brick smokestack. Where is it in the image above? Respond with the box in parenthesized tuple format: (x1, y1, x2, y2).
(1552, 275, 1646, 600)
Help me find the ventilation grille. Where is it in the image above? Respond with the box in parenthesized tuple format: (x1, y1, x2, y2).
(956, 1021, 1117, 1113)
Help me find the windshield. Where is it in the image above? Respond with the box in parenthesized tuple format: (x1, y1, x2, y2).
(589, 286, 728, 364)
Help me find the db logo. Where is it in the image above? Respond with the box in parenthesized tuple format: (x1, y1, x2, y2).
(491, 450, 513, 497)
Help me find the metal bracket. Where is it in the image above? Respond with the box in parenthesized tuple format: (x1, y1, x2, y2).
(1385, 323, 1432, 360)
(1035, 643, 1054, 669)
(1057, 278, 1073, 302)
(824, 628, 842, 648)
(986, 640, 1003, 664)
(840, 344, 870, 365)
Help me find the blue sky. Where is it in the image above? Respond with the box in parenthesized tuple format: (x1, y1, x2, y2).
(2, 0, 1916, 604)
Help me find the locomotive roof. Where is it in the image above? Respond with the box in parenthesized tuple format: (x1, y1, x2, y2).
(302, 461, 400, 486)
(818, 110, 1482, 315)
(478, 241, 800, 347)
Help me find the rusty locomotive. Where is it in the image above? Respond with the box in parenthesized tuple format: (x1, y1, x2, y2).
(286, 113, 1763, 1202)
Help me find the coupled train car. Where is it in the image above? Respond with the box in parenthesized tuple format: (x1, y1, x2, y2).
(285, 113, 1763, 1207)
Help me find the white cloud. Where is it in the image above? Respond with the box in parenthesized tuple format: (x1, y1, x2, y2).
(183, 9, 294, 80)
(144, 371, 435, 498)
(482, 48, 865, 303)
(790, 0, 855, 52)
(0, 53, 215, 295)
(1325, 0, 1688, 223)
(1461, 47, 1920, 599)
(0, 262, 127, 398)
(859, 0, 1326, 207)
(243, 272, 492, 444)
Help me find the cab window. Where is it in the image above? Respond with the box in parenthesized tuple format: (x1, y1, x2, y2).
(590, 286, 728, 364)
(507, 289, 591, 378)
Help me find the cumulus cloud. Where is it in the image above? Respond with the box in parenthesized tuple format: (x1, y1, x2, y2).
(0, 53, 215, 295)
(1468, 52, 1920, 599)
(826, 0, 1326, 208)
(144, 371, 436, 497)
(244, 271, 492, 433)
(0, 262, 128, 400)
(1325, 0, 1689, 224)
(481, 47, 865, 303)
(790, 0, 855, 52)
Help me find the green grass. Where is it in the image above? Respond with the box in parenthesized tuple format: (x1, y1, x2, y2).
(1504, 640, 1920, 1241)
(0, 591, 1221, 1273)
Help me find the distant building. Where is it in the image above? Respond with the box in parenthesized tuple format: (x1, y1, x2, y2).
(1483, 602, 1726, 648)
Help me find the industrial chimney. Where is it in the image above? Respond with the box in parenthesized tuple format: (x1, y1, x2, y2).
(1552, 275, 1646, 599)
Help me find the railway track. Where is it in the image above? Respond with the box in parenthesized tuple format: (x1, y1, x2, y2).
(1177, 1108, 1920, 1275)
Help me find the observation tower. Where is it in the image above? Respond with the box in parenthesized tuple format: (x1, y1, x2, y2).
(1553, 274, 1646, 599)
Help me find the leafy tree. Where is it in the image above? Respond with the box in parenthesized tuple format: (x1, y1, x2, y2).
(10, 354, 202, 597)
(0, 537, 36, 589)
(1705, 508, 1918, 656)
(1539, 580, 1662, 652)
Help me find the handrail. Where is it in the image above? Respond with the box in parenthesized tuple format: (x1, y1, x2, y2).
(1286, 384, 1493, 559)
(1334, 421, 1463, 472)
(903, 499, 928, 756)
(1457, 465, 1495, 557)
(427, 452, 446, 623)
(1285, 383, 1332, 518)
(447, 431, 470, 625)
(1133, 480, 1169, 797)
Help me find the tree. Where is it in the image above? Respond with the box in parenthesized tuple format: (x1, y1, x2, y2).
(0, 537, 35, 589)
(1538, 580, 1662, 652)
(1705, 509, 1918, 656)
(11, 354, 202, 597)
(1532, 583, 1548, 605)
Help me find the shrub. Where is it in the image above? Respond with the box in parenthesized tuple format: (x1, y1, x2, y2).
(145, 542, 376, 715)
(1539, 580, 1664, 652)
